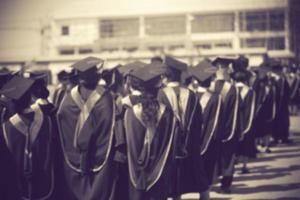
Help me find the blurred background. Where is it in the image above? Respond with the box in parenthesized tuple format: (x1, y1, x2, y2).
(0, 0, 300, 85)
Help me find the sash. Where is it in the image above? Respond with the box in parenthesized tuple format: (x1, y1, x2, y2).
(242, 91, 256, 135)
(200, 95, 221, 155)
(57, 86, 115, 173)
(162, 87, 180, 121)
(199, 92, 212, 112)
(121, 96, 133, 108)
(162, 87, 191, 128)
(223, 85, 239, 142)
(8, 106, 44, 146)
(220, 82, 231, 101)
(132, 103, 166, 168)
(70, 86, 102, 149)
(291, 78, 300, 99)
(125, 104, 176, 191)
(267, 86, 277, 122)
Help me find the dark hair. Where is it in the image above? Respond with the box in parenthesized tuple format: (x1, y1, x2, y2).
(130, 77, 160, 128)
(151, 56, 163, 63)
(166, 68, 181, 82)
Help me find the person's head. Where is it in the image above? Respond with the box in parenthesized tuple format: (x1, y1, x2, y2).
(71, 56, 103, 89)
(0, 68, 12, 89)
(57, 70, 69, 85)
(151, 56, 163, 64)
(0, 76, 36, 113)
(164, 55, 187, 83)
(232, 71, 248, 83)
(130, 64, 166, 127)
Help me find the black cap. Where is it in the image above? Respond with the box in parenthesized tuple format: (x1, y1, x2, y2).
(130, 63, 166, 86)
(23, 71, 48, 85)
(256, 66, 270, 80)
(119, 61, 146, 76)
(0, 67, 11, 76)
(57, 70, 69, 81)
(212, 57, 235, 68)
(188, 60, 217, 82)
(0, 76, 35, 101)
(102, 64, 123, 86)
(165, 55, 187, 72)
(71, 56, 104, 73)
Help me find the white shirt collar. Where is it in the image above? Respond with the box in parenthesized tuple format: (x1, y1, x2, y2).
(167, 82, 180, 87)
(131, 89, 142, 96)
(197, 86, 207, 93)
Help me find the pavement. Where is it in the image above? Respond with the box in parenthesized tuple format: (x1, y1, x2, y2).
(179, 116, 300, 200)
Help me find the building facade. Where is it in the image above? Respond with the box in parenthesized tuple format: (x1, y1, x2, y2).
(1, 0, 300, 83)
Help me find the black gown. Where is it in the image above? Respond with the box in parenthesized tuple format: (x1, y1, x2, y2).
(123, 103, 176, 200)
(236, 83, 256, 158)
(0, 104, 55, 200)
(210, 80, 240, 172)
(272, 75, 290, 142)
(196, 89, 222, 185)
(56, 85, 118, 200)
(157, 85, 208, 195)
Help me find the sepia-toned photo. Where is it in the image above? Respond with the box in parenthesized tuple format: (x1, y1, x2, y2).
(0, 0, 300, 199)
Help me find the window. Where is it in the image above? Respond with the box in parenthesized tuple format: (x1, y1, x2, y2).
(148, 46, 164, 52)
(241, 37, 285, 50)
(269, 10, 284, 31)
(145, 15, 186, 36)
(241, 38, 266, 48)
(191, 13, 234, 33)
(59, 48, 74, 55)
(168, 44, 185, 51)
(123, 47, 138, 52)
(268, 37, 285, 50)
(61, 26, 69, 36)
(240, 9, 285, 32)
(100, 18, 139, 38)
(194, 43, 212, 50)
(214, 41, 232, 49)
(79, 48, 93, 54)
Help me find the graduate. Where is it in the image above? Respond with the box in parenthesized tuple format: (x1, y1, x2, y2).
(185, 60, 222, 199)
(210, 57, 240, 194)
(231, 61, 256, 174)
(56, 57, 118, 200)
(0, 76, 55, 200)
(253, 66, 276, 153)
(157, 56, 206, 199)
(0, 67, 14, 122)
(121, 64, 176, 200)
(52, 70, 69, 108)
(269, 62, 291, 144)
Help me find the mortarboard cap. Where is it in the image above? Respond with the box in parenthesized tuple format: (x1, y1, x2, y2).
(0, 76, 35, 101)
(188, 60, 217, 82)
(119, 61, 146, 76)
(130, 63, 166, 85)
(212, 57, 235, 68)
(165, 55, 187, 72)
(57, 70, 69, 81)
(71, 56, 104, 73)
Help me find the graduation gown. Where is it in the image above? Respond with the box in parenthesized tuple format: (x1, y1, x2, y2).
(236, 82, 256, 157)
(272, 75, 290, 141)
(124, 103, 176, 200)
(157, 84, 206, 195)
(255, 82, 276, 138)
(196, 89, 222, 185)
(210, 80, 239, 170)
(56, 85, 117, 200)
(288, 73, 300, 104)
(0, 105, 54, 200)
(52, 84, 67, 109)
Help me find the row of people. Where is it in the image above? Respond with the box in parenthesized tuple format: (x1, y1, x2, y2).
(0, 54, 293, 200)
